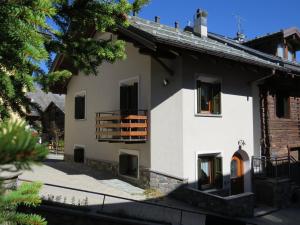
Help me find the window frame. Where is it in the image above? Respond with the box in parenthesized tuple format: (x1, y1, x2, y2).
(194, 75, 222, 117)
(196, 153, 223, 190)
(118, 149, 140, 180)
(74, 90, 86, 120)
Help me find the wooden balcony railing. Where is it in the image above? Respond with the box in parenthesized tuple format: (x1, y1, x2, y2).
(96, 110, 148, 143)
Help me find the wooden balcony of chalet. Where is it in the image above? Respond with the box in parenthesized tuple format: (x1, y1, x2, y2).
(95, 110, 148, 143)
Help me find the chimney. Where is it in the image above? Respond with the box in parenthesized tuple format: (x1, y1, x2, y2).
(155, 16, 160, 23)
(194, 9, 208, 37)
(236, 32, 246, 43)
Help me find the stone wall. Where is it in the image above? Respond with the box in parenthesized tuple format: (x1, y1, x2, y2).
(64, 154, 73, 162)
(85, 158, 118, 176)
(172, 186, 254, 217)
(64, 154, 118, 176)
(253, 177, 292, 208)
(148, 170, 187, 194)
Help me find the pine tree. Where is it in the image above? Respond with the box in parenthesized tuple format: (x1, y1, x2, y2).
(0, 1, 149, 224)
(0, 120, 48, 225)
(0, 0, 149, 119)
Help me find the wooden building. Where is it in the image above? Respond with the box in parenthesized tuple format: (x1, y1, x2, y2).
(244, 28, 300, 159)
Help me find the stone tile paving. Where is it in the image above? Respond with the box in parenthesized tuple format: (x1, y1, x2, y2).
(19, 159, 146, 202)
(99, 179, 144, 195)
(18, 155, 208, 225)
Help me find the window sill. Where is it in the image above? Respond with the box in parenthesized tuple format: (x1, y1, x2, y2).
(274, 117, 291, 120)
(75, 118, 87, 121)
(195, 113, 222, 118)
(119, 173, 139, 181)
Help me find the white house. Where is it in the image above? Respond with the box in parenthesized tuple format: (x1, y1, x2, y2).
(52, 11, 285, 196)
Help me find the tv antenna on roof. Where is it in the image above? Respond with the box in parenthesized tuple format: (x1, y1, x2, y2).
(233, 14, 246, 42)
(233, 14, 245, 33)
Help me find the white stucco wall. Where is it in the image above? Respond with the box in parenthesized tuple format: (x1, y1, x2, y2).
(64, 39, 151, 168)
(150, 57, 184, 178)
(180, 55, 262, 191)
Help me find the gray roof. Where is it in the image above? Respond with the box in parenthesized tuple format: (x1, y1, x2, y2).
(126, 16, 300, 73)
(26, 88, 65, 116)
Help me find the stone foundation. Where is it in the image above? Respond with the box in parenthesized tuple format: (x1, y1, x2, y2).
(173, 185, 254, 217)
(253, 177, 292, 208)
(147, 170, 187, 194)
(64, 154, 73, 162)
(85, 158, 118, 176)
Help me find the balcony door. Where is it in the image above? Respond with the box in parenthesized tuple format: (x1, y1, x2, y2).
(120, 82, 138, 115)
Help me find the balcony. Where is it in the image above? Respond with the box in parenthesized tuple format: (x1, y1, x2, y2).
(96, 110, 148, 143)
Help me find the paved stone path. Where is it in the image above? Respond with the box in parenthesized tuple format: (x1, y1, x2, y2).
(19, 157, 146, 203)
(18, 155, 207, 225)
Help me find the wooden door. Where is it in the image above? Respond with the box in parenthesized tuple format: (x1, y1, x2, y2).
(230, 154, 244, 195)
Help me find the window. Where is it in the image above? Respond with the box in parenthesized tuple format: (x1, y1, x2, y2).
(277, 43, 284, 58)
(196, 80, 221, 114)
(276, 92, 290, 118)
(74, 146, 85, 163)
(119, 153, 138, 178)
(120, 82, 138, 115)
(198, 155, 222, 190)
(75, 93, 85, 120)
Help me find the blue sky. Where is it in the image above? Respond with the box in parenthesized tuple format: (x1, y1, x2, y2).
(44, 0, 300, 72)
(138, 0, 300, 40)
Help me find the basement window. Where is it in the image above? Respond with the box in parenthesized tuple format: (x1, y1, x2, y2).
(75, 92, 86, 120)
(276, 92, 290, 118)
(196, 80, 221, 115)
(119, 152, 138, 179)
(198, 155, 222, 190)
(74, 146, 85, 163)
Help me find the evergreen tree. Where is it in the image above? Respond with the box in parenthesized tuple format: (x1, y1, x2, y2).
(0, 1, 149, 224)
(0, 0, 149, 119)
(0, 120, 48, 225)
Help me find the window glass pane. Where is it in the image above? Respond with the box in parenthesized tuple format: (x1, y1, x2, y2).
(199, 159, 211, 185)
(214, 157, 223, 188)
(276, 92, 289, 118)
(75, 96, 85, 119)
(231, 159, 238, 178)
(201, 84, 212, 111)
(212, 84, 221, 114)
